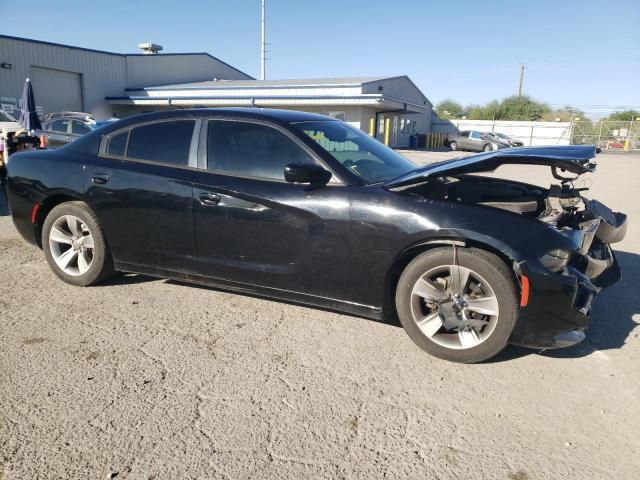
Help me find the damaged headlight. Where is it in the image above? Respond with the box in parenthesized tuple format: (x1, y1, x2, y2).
(540, 249, 571, 272)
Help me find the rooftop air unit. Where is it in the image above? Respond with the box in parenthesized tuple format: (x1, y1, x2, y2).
(138, 43, 163, 55)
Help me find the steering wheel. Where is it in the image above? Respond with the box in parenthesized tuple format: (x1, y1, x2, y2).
(342, 159, 355, 167)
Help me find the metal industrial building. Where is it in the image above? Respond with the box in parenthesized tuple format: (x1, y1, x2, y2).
(0, 35, 432, 148)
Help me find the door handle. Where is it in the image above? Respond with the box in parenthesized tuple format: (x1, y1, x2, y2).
(199, 193, 221, 206)
(91, 174, 110, 185)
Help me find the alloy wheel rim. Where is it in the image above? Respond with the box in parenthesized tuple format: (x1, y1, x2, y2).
(49, 215, 95, 276)
(410, 265, 499, 350)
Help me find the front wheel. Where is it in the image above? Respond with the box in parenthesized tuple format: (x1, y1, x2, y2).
(42, 201, 115, 286)
(395, 247, 518, 363)
(483, 143, 494, 152)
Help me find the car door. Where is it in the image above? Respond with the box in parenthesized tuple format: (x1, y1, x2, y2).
(43, 119, 71, 148)
(84, 118, 198, 272)
(469, 131, 483, 151)
(192, 118, 351, 298)
(456, 131, 470, 149)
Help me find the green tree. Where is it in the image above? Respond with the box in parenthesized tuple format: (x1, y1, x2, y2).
(606, 110, 640, 121)
(494, 95, 551, 121)
(435, 99, 464, 119)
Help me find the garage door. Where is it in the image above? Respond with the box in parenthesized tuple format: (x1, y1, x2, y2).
(30, 66, 83, 114)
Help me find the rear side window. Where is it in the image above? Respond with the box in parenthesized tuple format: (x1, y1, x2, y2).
(107, 131, 128, 156)
(207, 120, 315, 180)
(458, 130, 469, 137)
(127, 120, 195, 166)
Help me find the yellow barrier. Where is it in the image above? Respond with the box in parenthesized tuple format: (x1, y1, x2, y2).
(369, 118, 374, 137)
(425, 133, 447, 150)
(384, 118, 390, 146)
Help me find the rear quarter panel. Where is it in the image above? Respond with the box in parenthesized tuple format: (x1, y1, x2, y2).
(6, 149, 86, 245)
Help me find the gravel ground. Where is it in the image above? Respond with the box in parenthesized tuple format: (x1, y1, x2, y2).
(0, 151, 638, 479)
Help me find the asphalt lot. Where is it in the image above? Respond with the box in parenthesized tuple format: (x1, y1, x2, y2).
(1, 151, 639, 479)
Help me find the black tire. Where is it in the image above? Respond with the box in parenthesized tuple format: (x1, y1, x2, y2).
(395, 247, 518, 363)
(449, 141, 458, 151)
(483, 143, 494, 152)
(42, 201, 115, 286)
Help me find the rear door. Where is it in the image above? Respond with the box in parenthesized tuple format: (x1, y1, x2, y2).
(192, 118, 351, 298)
(84, 118, 199, 272)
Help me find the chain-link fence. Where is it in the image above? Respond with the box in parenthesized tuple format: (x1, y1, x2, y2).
(571, 120, 640, 150)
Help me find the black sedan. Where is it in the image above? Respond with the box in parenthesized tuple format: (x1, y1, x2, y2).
(4, 108, 627, 363)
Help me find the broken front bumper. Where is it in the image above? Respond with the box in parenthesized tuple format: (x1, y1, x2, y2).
(509, 200, 626, 350)
(509, 257, 620, 349)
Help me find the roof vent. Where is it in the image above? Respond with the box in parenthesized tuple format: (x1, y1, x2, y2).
(138, 42, 163, 55)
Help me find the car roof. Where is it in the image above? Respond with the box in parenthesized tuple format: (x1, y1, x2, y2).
(65, 108, 340, 153)
(110, 108, 336, 128)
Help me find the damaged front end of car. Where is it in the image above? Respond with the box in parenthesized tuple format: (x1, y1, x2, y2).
(385, 146, 628, 349)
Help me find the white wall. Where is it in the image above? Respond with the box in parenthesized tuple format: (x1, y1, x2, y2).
(432, 119, 572, 146)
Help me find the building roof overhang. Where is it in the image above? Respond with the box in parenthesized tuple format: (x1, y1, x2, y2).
(106, 94, 428, 113)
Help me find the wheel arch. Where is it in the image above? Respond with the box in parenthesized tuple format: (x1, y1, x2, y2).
(34, 192, 86, 248)
(383, 234, 523, 319)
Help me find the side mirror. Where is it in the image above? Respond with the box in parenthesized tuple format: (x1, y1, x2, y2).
(284, 163, 332, 188)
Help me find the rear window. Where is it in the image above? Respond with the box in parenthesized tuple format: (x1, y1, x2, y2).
(126, 120, 195, 166)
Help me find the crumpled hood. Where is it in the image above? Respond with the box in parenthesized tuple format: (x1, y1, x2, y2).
(385, 145, 598, 191)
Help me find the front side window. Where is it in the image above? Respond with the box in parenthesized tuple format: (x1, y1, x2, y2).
(207, 120, 315, 180)
(127, 120, 195, 166)
(470, 131, 481, 139)
(292, 120, 416, 184)
(50, 119, 70, 133)
(71, 120, 91, 135)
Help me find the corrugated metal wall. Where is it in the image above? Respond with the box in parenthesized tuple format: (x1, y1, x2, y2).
(126, 55, 252, 89)
(0, 37, 127, 115)
(0, 36, 252, 116)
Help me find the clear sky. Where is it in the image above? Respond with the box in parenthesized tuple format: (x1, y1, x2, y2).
(5, 0, 639, 116)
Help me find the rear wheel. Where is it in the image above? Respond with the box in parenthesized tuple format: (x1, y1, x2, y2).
(42, 201, 115, 286)
(449, 141, 458, 151)
(395, 247, 518, 363)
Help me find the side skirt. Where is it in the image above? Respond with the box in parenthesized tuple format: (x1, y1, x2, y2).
(114, 261, 384, 321)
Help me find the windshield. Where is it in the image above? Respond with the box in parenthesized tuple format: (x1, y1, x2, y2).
(292, 120, 416, 183)
(494, 132, 508, 139)
(0, 109, 17, 122)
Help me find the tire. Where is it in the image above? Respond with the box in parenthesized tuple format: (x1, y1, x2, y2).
(449, 141, 458, 151)
(42, 201, 115, 286)
(395, 247, 518, 363)
(483, 143, 494, 152)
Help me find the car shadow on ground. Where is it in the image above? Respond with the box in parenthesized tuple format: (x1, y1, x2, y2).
(92, 249, 639, 363)
(165, 250, 640, 363)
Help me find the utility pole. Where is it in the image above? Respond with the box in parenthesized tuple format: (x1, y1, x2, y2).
(517, 64, 525, 97)
(260, 0, 266, 80)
